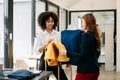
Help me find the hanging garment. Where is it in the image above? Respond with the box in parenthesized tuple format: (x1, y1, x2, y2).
(61, 29, 83, 66)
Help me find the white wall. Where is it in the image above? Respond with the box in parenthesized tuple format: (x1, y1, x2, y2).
(49, 0, 68, 9)
(117, 0, 120, 71)
(105, 25, 114, 71)
(69, 0, 116, 10)
(0, 3, 4, 64)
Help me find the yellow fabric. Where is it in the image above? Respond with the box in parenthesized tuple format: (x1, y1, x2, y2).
(44, 41, 70, 66)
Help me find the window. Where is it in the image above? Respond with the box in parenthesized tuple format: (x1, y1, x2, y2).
(13, 1, 32, 63)
(48, 3, 58, 15)
(93, 12, 114, 47)
(35, 0, 45, 35)
(48, 2, 59, 30)
(71, 12, 91, 29)
(70, 10, 116, 66)
(13, 0, 46, 68)
(78, 17, 82, 29)
(60, 8, 67, 31)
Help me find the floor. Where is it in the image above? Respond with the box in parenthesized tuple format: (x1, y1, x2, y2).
(49, 64, 120, 80)
(98, 65, 120, 80)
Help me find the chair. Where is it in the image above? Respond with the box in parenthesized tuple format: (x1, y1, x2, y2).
(15, 59, 31, 69)
(0, 64, 3, 69)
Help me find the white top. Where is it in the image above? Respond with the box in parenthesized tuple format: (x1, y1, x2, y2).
(34, 30, 61, 55)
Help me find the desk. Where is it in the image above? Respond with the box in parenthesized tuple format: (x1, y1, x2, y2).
(0, 69, 53, 80)
(33, 71, 53, 80)
(0, 76, 17, 80)
(29, 55, 40, 70)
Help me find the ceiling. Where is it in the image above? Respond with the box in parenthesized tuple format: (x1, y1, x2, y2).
(60, 0, 80, 8)
(49, 0, 80, 8)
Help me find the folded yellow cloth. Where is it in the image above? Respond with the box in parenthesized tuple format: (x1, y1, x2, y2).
(44, 41, 70, 66)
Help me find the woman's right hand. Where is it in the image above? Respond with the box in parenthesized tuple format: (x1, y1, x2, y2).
(47, 39, 54, 45)
(39, 39, 53, 53)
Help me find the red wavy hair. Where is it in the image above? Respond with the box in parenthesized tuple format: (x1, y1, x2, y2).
(82, 13, 101, 51)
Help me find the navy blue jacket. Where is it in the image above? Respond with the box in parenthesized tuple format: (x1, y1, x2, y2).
(8, 69, 40, 80)
(67, 31, 100, 73)
(61, 29, 83, 65)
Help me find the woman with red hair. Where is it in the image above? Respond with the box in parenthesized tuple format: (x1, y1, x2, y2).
(67, 13, 101, 80)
